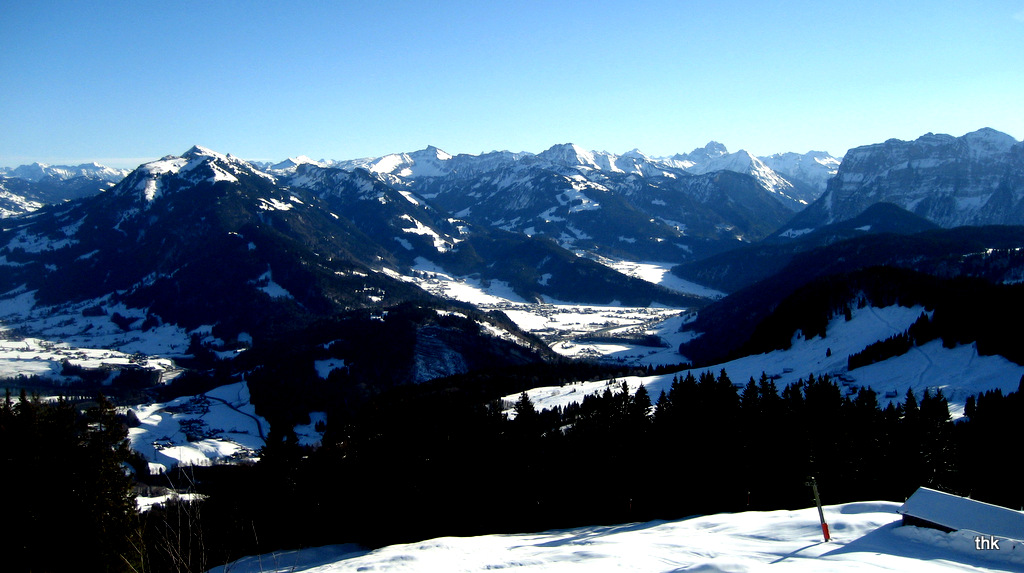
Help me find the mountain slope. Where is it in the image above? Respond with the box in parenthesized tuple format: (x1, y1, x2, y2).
(403, 146, 798, 261)
(0, 177, 46, 218)
(677, 228, 1024, 367)
(781, 128, 1024, 233)
(281, 163, 703, 306)
(0, 146, 550, 395)
(674, 203, 941, 294)
(761, 150, 841, 197)
(685, 148, 809, 209)
(0, 161, 128, 217)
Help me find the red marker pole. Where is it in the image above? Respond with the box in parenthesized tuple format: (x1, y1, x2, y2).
(806, 476, 831, 542)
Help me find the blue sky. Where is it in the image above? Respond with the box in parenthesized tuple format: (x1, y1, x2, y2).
(2, 1, 1022, 168)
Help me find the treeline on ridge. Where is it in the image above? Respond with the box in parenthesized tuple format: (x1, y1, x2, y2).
(682, 265, 1024, 367)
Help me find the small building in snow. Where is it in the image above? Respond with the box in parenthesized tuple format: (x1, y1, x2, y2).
(899, 487, 1024, 541)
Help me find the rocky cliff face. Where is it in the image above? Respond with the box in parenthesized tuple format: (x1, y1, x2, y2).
(781, 128, 1024, 233)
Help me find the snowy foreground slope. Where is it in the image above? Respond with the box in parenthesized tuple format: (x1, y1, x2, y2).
(213, 502, 1023, 572)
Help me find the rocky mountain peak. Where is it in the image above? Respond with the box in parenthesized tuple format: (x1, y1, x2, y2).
(787, 128, 1024, 231)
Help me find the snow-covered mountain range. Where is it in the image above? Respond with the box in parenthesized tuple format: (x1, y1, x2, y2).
(780, 127, 1024, 234)
(280, 141, 827, 261)
(2, 143, 838, 245)
(0, 161, 129, 183)
(0, 161, 130, 217)
(15, 127, 1024, 241)
(260, 141, 839, 199)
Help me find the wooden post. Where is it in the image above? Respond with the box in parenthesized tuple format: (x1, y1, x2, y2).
(806, 476, 831, 541)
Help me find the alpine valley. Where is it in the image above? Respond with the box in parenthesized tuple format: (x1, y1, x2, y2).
(4, 128, 1024, 571)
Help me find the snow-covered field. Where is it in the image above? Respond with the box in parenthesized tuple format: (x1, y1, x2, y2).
(127, 382, 328, 473)
(0, 290, 192, 383)
(128, 381, 272, 474)
(136, 491, 205, 512)
(596, 258, 725, 299)
(395, 258, 697, 366)
(0, 336, 179, 383)
(504, 304, 1024, 419)
(497, 303, 688, 364)
(212, 501, 1024, 572)
(0, 290, 193, 357)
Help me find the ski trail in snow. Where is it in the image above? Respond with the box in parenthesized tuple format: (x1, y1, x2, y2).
(910, 344, 934, 390)
(866, 306, 897, 332)
(204, 390, 266, 440)
(866, 306, 933, 390)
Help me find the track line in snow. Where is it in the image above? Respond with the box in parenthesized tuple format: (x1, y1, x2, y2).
(204, 391, 265, 440)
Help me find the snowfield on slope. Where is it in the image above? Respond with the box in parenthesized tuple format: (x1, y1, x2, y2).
(212, 501, 1024, 572)
(596, 259, 725, 299)
(503, 304, 1024, 419)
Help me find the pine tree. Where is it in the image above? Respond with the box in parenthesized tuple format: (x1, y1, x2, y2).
(740, 377, 760, 413)
(895, 388, 927, 493)
(919, 389, 955, 490)
(514, 391, 537, 419)
(2, 393, 140, 571)
(625, 384, 653, 435)
(81, 395, 142, 570)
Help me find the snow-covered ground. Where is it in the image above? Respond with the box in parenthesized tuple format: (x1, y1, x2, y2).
(395, 258, 696, 366)
(211, 501, 1024, 572)
(504, 304, 1024, 419)
(0, 336, 179, 383)
(128, 381, 329, 472)
(596, 258, 725, 299)
(0, 290, 190, 383)
(498, 304, 688, 364)
(0, 290, 193, 357)
(128, 381, 272, 474)
(136, 492, 204, 512)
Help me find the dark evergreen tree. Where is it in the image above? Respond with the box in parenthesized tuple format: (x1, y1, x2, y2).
(918, 389, 955, 491)
(1, 393, 141, 572)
